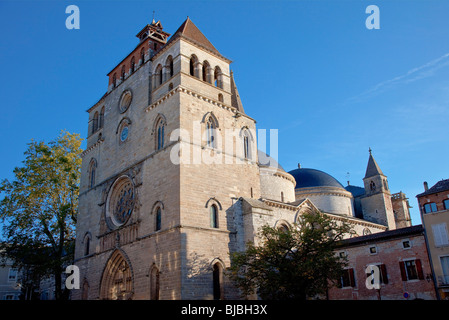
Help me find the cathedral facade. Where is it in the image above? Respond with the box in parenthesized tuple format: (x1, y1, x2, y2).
(73, 18, 411, 300)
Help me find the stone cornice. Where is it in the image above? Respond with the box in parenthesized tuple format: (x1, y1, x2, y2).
(80, 137, 104, 158)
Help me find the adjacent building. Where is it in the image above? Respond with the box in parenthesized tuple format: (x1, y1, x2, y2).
(416, 179, 449, 300)
(328, 225, 436, 300)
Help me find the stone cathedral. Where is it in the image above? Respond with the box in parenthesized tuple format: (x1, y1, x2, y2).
(73, 18, 412, 300)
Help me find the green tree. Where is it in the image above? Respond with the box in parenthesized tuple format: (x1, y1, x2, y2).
(0, 131, 82, 300)
(227, 209, 352, 300)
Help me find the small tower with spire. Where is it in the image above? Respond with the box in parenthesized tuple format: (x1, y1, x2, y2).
(360, 149, 397, 229)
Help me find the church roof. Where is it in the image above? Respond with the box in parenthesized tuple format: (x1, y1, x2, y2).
(170, 17, 220, 56)
(345, 185, 366, 197)
(364, 152, 384, 179)
(288, 168, 344, 190)
(230, 71, 245, 113)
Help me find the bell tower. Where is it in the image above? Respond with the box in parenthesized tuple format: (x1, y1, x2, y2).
(360, 149, 397, 229)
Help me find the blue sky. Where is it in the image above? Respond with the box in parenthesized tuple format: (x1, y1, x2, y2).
(1, 0, 448, 225)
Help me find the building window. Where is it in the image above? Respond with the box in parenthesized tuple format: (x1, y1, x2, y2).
(424, 202, 438, 213)
(89, 159, 97, 189)
(444, 199, 449, 210)
(84, 234, 91, 256)
(113, 73, 117, 88)
(210, 204, 218, 228)
(206, 117, 216, 148)
(370, 181, 376, 192)
(140, 48, 145, 65)
(213, 263, 223, 300)
(202, 60, 210, 82)
(402, 240, 411, 249)
(156, 119, 165, 150)
(99, 106, 105, 129)
(214, 66, 223, 89)
(106, 176, 135, 228)
(189, 55, 198, 77)
(440, 256, 449, 285)
(369, 246, 377, 254)
(119, 90, 133, 113)
(400, 259, 424, 281)
(432, 223, 449, 247)
(366, 264, 388, 285)
(8, 268, 18, 282)
(92, 111, 99, 134)
(338, 268, 355, 288)
(165, 56, 174, 78)
(130, 57, 135, 74)
(155, 207, 162, 231)
(121, 65, 126, 81)
(120, 125, 129, 142)
(218, 93, 223, 102)
(150, 265, 160, 300)
(281, 192, 284, 202)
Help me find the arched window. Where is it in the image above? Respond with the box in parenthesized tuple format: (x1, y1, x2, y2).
(82, 280, 89, 300)
(150, 265, 160, 300)
(99, 106, 105, 129)
(89, 158, 97, 189)
(140, 48, 145, 65)
(213, 262, 223, 300)
(112, 73, 117, 88)
(206, 117, 216, 148)
(202, 61, 210, 82)
(92, 112, 99, 134)
(154, 64, 163, 86)
(189, 55, 198, 77)
(281, 191, 284, 202)
(210, 204, 218, 228)
(165, 56, 174, 78)
(218, 93, 223, 102)
(83, 233, 91, 256)
(155, 207, 162, 231)
(154, 116, 166, 150)
(121, 65, 126, 81)
(241, 128, 253, 160)
(130, 57, 135, 74)
(370, 181, 376, 192)
(214, 66, 223, 89)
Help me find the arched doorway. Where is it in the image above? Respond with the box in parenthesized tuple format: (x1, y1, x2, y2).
(100, 249, 134, 300)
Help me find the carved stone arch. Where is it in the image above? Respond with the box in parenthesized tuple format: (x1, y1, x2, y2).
(274, 219, 291, 232)
(115, 117, 132, 134)
(99, 248, 134, 300)
(88, 158, 97, 188)
(205, 197, 222, 210)
(210, 258, 225, 300)
(151, 113, 167, 134)
(149, 263, 160, 300)
(81, 278, 90, 300)
(82, 231, 92, 256)
(201, 111, 219, 128)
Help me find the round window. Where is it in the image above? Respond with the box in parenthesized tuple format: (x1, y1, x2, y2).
(120, 125, 129, 142)
(106, 176, 135, 227)
(119, 90, 132, 113)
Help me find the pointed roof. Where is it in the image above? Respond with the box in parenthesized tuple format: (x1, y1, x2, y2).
(364, 150, 384, 179)
(171, 17, 220, 55)
(230, 71, 245, 113)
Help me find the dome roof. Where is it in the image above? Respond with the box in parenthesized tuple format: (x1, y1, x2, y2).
(288, 168, 344, 189)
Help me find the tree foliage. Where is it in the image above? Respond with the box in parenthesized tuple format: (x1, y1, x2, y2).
(227, 209, 352, 300)
(0, 130, 82, 299)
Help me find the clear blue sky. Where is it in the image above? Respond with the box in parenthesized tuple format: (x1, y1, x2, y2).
(1, 0, 448, 225)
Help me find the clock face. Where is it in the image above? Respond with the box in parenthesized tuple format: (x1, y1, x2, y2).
(120, 126, 128, 141)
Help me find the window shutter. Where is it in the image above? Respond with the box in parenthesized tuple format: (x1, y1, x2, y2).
(432, 223, 449, 247)
(349, 268, 356, 287)
(380, 264, 388, 284)
(416, 259, 424, 280)
(399, 261, 407, 281)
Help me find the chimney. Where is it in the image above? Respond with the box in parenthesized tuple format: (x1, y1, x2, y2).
(298, 163, 301, 169)
(424, 181, 428, 191)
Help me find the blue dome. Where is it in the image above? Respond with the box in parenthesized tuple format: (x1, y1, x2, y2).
(288, 168, 344, 189)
